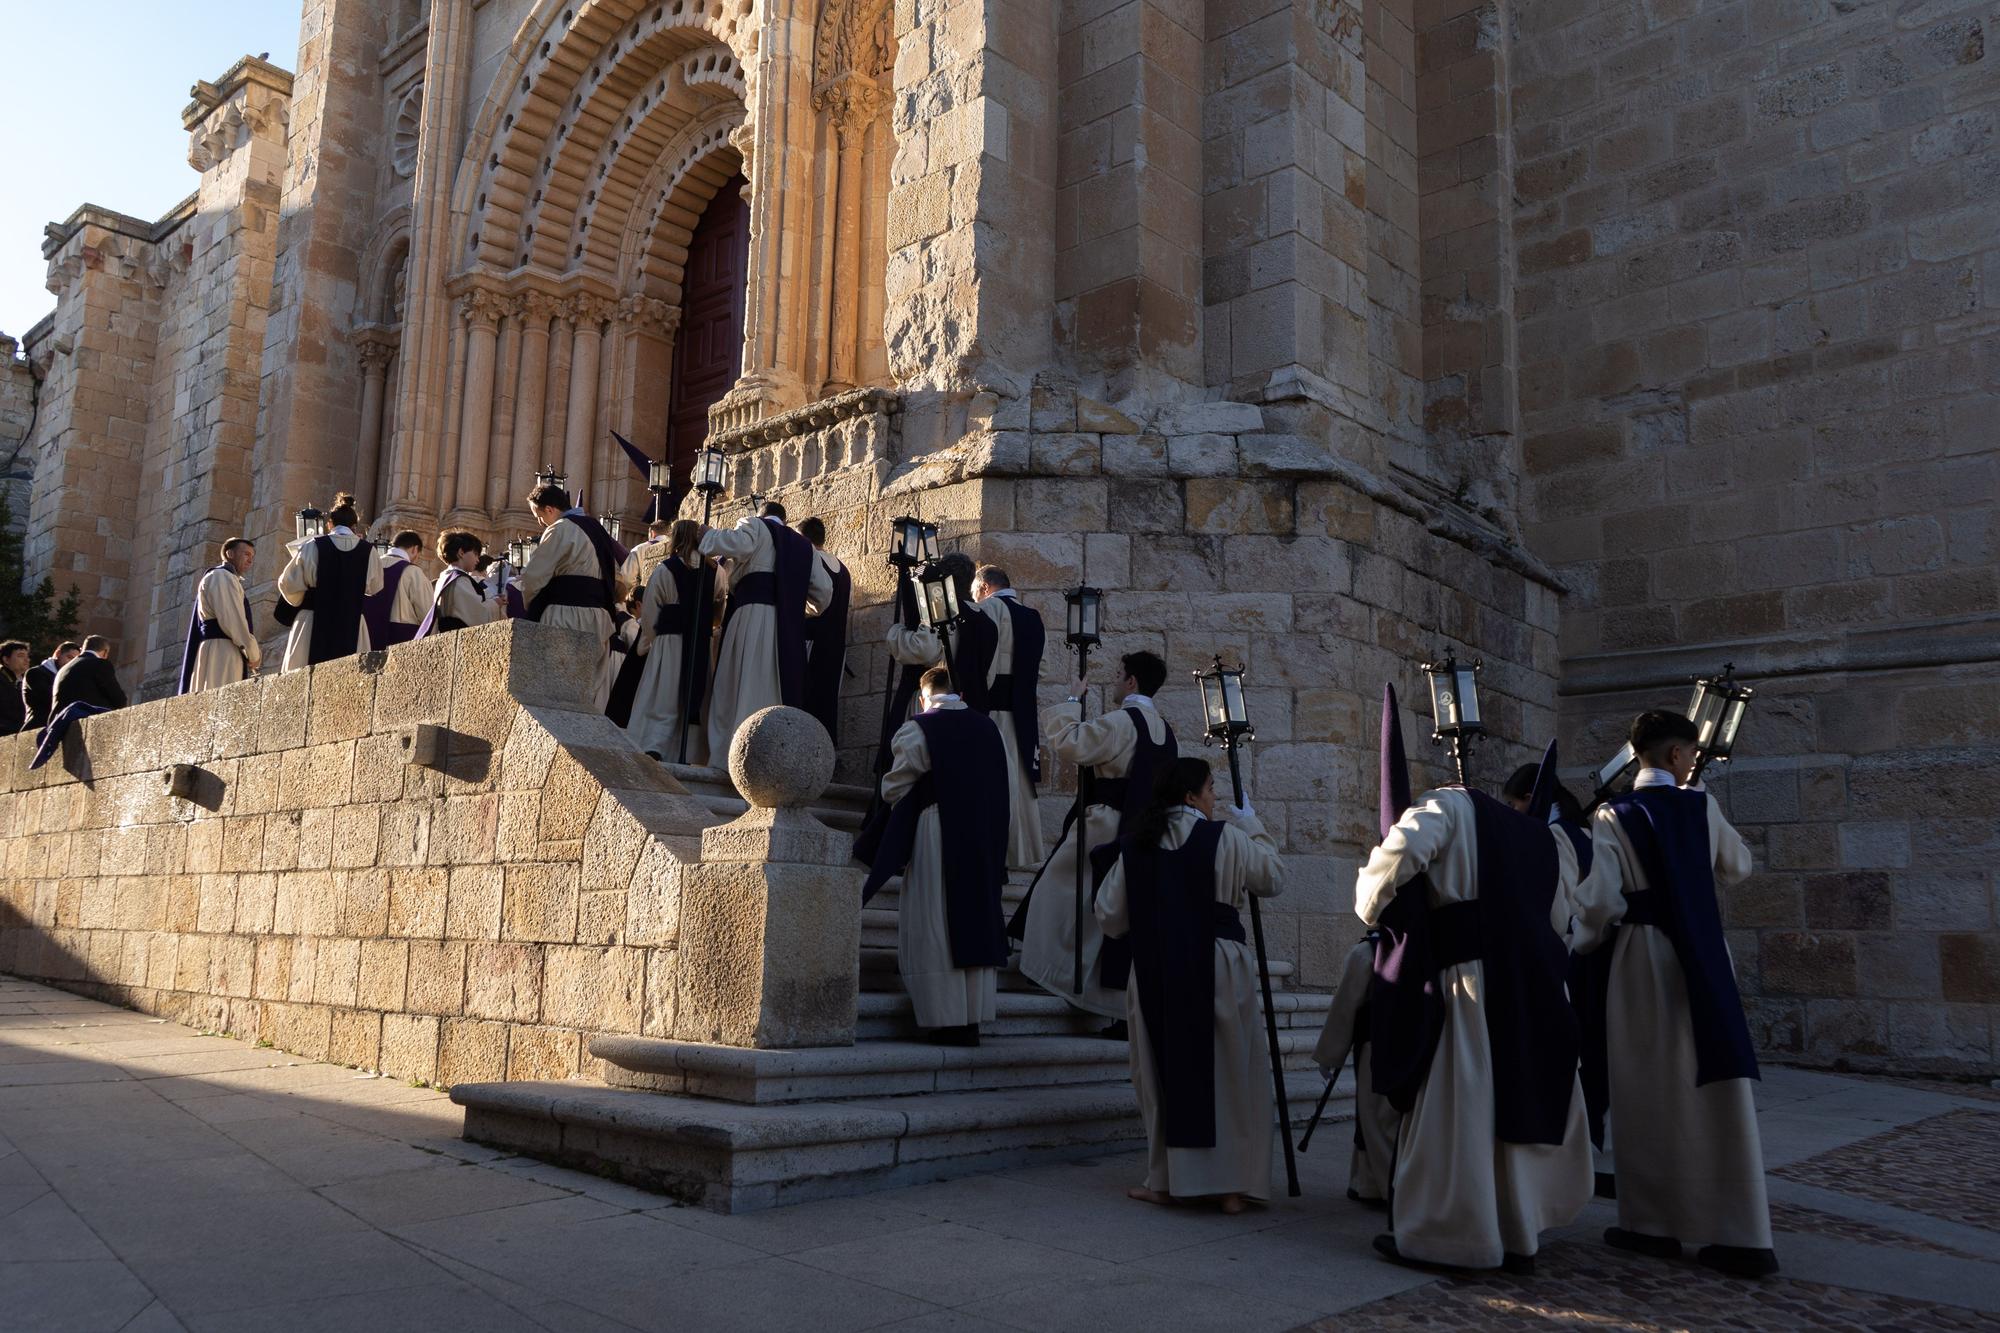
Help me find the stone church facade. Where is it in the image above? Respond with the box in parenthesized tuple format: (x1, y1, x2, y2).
(3, 0, 1995, 1072)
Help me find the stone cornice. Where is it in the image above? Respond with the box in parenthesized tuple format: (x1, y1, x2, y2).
(708, 386, 901, 452)
(182, 55, 294, 128)
(1559, 616, 2000, 696)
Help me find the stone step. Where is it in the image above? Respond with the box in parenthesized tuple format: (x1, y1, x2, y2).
(453, 1068, 1348, 1213)
(857, 947, 1294, 993)
(592, 1030, 1324, 1106)
(853, 989, 1332, 1040)
(698, 792, 866, 832)
(665, 763, 874, 812)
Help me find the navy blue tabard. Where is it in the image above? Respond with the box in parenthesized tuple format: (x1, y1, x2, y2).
(304, 536, 374, 665)
(801, 554, 851, 743)
(1607, 785, 1759, 1086)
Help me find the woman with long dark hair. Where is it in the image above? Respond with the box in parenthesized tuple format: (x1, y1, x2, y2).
(1096, 756, 1283, 1213)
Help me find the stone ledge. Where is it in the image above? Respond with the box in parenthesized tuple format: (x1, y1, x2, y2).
(453, 1070, 1344, 1212)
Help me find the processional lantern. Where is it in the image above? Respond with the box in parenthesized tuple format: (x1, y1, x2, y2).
(1194, 657, 1253, 748)
(890, 516, 938, 570)
(1064, 586, 1103, 650)
(373, 537, 393, 556)
(507, 536, 535, 569)
(1687, 663, 1753, 784)
(1421, 652, 1483, 785)
(294, 505, 326, 543)
(917, 560, 964, 633)
(601, 516, 623, 546)
(534, 465, 569, 496)
(646, 459, 671, 494)
(1593, 742, 1639, 802)
(693, 445, 728, 496)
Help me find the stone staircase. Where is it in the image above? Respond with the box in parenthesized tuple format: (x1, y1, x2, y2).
(454, 764, 1353, 1212)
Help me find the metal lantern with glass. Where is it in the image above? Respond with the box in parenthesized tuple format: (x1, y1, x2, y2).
(534, 465, 568, 495)
(916, 557, 965, 690)
(601, 515, 623, 547)
(294, 505, 326, 544)
(1420, 653, 1484, 786)
(1061, 585, 1103, 996)
(1190, 656, 1300, 1199)
(674, 443, 731, 764)
(867, 518, 941, 787)
(1686, 663, 1753, 785)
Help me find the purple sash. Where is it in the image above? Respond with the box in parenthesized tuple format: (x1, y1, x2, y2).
(177, 565, 250, 694)
(362, 558, 419, 647)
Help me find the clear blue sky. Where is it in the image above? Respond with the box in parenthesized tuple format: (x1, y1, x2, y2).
(0, 3, 304, 341)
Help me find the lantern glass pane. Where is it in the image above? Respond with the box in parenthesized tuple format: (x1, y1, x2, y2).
(1454, 668, 1481, 727)
(924, 580, 949, 629)
(1718, 696, 1748, 751)
(1690, 686, 1725, 747)
(648, 461, 670, 490)
(1065, 596, 1081, 640)
(1597, 742, 1636, 790)
(1428, 670, 1457, 731)
(920, 523, 940, 563)
(1221, 672, 1247, 726)
(603, 517, 622, 544)
(1200, 675, 1226, 731)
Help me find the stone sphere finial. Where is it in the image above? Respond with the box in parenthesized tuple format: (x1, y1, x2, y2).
(728, 705, 834, 810)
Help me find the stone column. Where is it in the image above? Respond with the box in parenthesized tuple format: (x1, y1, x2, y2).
(562, 294, 611, 504)
(351, 328, 400, 518)
(450, 289, 507, 521)
(429, 304, 470, 516)
(487, 305, 524, 517)
(593, 305, 628, 514)
(675, 707, 861, 1047)
(819, 77, 882, 396)
(510, 291, 556, 497)
(541, 309, 576, 480)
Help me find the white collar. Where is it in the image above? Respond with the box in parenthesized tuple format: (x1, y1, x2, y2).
(1633, 766, 1679, 789)
(922, 694, 963, 710)
(1119, 693, 1155, 709)
(991, 587, 1017, 599)
(384, 547, 410, 563)
(39, 657, 60, 674)
(331, 525, 354, 536)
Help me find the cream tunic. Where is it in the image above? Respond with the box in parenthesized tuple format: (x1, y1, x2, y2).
(1018, 695, 1169, 1017)
(625, 557, 707, 763)
(276, 529, 385, 673)
(882, 699, 999, 1029)
(888, 592, 1047, 871)
(186, 566, 262, 691)
(1356, 787, 1593, 1268)
(1311, 937, 1400, 1203)
(515, 516, 617, 711)
(380, 549, 432, 633)
(430, 568, 499, 631)
(701, 517, 834, 760)
(1098, 806, 1284, 1202)
(1573, 768, 1769, 1250)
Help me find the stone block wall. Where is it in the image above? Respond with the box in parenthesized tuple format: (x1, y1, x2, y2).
(1513, 0, 2000, 1071)
(0, 333, 34, 534)
(715, 379, 1562, 993)
(0, 620, 746, 1087)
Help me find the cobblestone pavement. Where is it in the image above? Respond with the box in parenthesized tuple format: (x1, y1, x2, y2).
(2, 975, 1996, 1332)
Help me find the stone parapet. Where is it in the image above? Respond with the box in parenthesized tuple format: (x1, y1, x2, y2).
(0, 620, 865, 1087)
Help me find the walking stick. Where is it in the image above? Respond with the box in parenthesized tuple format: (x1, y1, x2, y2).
(1220, 730, 1301, 1199)
(1070, 641, 1093, 995)
(1296, 1071, 1340, 1152)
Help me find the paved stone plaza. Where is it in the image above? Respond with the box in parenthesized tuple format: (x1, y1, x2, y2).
(3, 975, 1995, 1333)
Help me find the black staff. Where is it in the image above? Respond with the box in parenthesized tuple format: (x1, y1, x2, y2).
(1295, 1071, 1341, 1152)
(1193, 657, 1300, 1199)
(1062, 586, 1102, 994)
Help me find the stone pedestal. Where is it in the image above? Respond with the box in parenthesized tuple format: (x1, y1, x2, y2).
(672, 707, 861, 1049)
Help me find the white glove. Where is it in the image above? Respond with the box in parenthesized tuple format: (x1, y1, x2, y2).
(1227, 801, 1255, 821)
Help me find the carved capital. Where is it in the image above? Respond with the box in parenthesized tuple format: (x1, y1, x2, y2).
(519, 289, 561, 322)
(618, 295, 680, 339)
(814, 72, 886, 140)
(352, 325, 401, 372)
(566, 293, 617, 326)
(728, 120, 756, 182)
(459, 287, 512, 329)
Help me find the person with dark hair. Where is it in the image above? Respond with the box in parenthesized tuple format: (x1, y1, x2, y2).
(277, 492, 384, 670)
(1356, 712, 1592, 1275)
(605, 586, 647, 727)
(179, 537, 262, 693)
(698, 501, 833, 758)
(364, 529, 430, 648)
(24, 642, 79, 730)
(861, 664, 1010, 1046)
(416, 531, 497, 637)
(1572, 709, 1771, 1278)
(1096, 756, 1282, 1213)
(1503, 762, 1583, 825)
(626, 520, 711, 761)
(758, 499, 787, 522)
(515, 483, 629, 710)
(797, 516, 850, 745)
(53, 636, 126, 712)
(1014, 649, 1175, 1024)
(0, 640, 29, 733)
(966, 563, 1048, 871)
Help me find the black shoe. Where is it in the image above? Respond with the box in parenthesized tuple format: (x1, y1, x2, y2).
(1500, 1252, 1536, 1276)
(927, 1024, 980, 1047)
(1346, 1188, 1390, 1211)
(1595, 1171, 1618, 1199)
(1605, 1227, 1681, 1259)
(1098, 1019, 1128, 1041)
(1696, 1245, 1780, 1279)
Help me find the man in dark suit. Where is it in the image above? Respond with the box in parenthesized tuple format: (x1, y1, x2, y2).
(24, 640, 78, 729)
(0, 640, 29, 734)
(52, 636, 126, 713)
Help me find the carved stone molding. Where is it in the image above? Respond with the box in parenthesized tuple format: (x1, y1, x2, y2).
(459, 287, 515, 327)
(352, 325, 402, 370)
(519, 289, 561, 323)
(566, 293, 617, 327)
(617, 295, 680, 339)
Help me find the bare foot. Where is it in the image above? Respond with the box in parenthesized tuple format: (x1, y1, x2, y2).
(1127, 1186, 1172, 1206)
(1218, 1194, 1247, 1215)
